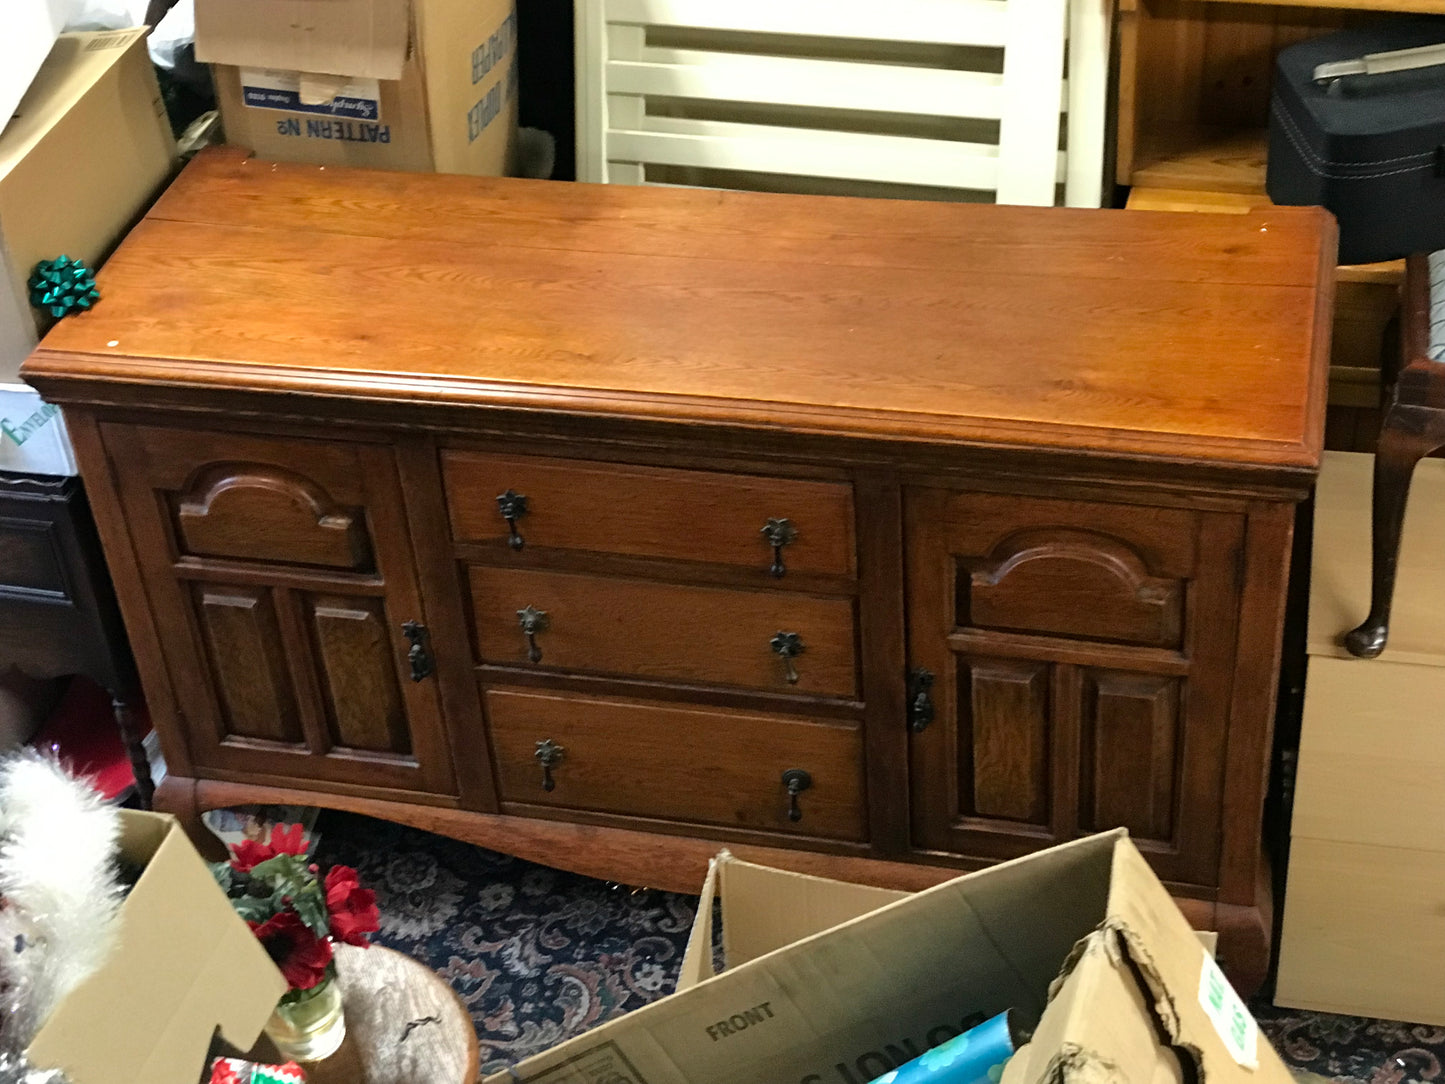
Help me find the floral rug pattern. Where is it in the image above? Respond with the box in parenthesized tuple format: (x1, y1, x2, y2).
(311, 811, 1433, 1082)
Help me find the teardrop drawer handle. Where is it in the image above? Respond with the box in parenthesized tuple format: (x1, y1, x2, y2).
(770, 630, 804, 685)
(517, 605, 550, 663)
(761, 517, 798, 578)
(535, 739, 565, 791)
(782, 768, 812, 822)
(496, 489, 529, 551)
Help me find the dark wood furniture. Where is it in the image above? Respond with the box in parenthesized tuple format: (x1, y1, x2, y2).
(0, 471, 155, 805)
(23, 147, 1336, 992)
(1345, 252, 1438, 658)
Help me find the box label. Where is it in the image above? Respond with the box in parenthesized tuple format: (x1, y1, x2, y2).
(1198, 949, 1258, 1070)
(239, 68, 382, 122)
(0, 400, 60, 448)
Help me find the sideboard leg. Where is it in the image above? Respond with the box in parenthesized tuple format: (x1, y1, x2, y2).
(154, 774, 228, 861)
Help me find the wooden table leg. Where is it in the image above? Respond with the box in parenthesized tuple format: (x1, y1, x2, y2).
(111, 694, 155, 809)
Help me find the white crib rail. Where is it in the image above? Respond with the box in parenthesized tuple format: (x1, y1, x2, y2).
(576, 0, 1109, 207)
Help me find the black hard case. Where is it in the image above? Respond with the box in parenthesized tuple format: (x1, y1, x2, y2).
(1267, 19, 1445, 265)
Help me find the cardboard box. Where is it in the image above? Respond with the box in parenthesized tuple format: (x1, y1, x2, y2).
(198, 0, 518, 176)
(0, 26, 178, 384)
(26, 809, 287, 1084)
(0, 0, 68, 138)
(489, 832, 1292, 1084)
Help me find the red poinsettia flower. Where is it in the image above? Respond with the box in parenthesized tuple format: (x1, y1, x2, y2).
(249, 910, 333, 990)
(230, 823, 309, 873)
(324, 865, 380, 947)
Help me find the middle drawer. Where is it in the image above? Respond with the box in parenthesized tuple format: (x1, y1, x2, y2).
(468, 566, 858, 698)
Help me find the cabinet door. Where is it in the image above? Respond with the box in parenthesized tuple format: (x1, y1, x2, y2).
(104, 425, 455, 796)
(905, 488, 1243, 887)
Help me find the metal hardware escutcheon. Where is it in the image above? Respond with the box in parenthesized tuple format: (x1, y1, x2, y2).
(517, 605, 551, 663)
(761, 517, 798, 578)
(782, 768, 812, 822)
(535, 739, 565, 791)
(496, 489, 529, 551)
(401, 621, 434, 682)
(907, 667, 936, 733)
(770, 631, 804, 685)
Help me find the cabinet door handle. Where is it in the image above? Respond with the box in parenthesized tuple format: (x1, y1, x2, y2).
(401, 621, 434, 682)
(770, 630, 804, 685)
(761, 517, 798, 578)
(907, 667, 936, 733)
(517, 605, 550, 663)
(782, 768, 812, 822)
(535, 738, 565, 791)
(496, 489, 529, 551)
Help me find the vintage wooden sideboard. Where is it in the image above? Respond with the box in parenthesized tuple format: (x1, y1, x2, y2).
(23, 147, 1335, 990)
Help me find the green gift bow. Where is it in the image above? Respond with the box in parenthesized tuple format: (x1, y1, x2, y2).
(28, 255, 99, 318)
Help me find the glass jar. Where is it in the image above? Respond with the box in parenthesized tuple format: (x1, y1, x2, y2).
(264, 976, 346, 1061)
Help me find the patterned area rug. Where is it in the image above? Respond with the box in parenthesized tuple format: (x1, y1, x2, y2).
(310, 811, 1434, 1082)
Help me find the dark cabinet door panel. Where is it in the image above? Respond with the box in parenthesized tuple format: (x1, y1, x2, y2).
(193, 582, 304, 746)
(966, 658, 1051, 825)
(1079, 670, 1180, 842)
(307, 593, 412, 756)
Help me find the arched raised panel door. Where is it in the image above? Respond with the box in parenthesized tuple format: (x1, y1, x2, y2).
(904, 487, 1244, 890)
(102, 424, 456, 798)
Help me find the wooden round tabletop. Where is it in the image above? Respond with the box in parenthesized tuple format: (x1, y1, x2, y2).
(273, 945, 478, 1084)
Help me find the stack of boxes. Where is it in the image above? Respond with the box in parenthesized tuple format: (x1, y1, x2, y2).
(1276, 451, 1445, 1024)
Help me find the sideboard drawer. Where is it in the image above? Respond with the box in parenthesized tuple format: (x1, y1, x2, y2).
(443, 451, 856, 578)
(487, 687, 866, 841)
(469, 566, 858, 697)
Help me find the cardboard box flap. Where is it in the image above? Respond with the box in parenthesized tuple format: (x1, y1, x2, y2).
(0, 29, 149, 181)
(679, 851, 911, 991)
(195, 0, 411, 81)
(1083, 840, 1295, 1084)
(28, 813, 288, 1084)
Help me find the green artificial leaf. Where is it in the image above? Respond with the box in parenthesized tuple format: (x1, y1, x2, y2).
(247, 853, 308, 887)
(209, 862, 233, 894)
(231, 894, 273, 925)
(292, 885, 330, 938)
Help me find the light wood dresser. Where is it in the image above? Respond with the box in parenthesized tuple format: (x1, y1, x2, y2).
(23, 147, 1335, 991)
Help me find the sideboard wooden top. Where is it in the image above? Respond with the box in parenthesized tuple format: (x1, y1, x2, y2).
(27, 147, 1335, 475)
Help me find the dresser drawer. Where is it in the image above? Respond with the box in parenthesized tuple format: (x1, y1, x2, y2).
(443, 452, 855, 578)
(487, 687, 866, 841)
(469, 566, 857, 697)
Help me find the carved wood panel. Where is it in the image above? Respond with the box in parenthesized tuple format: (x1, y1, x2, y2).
(175, 467, 372, 571)
(1080, 671, 1180, 841)
(965, 659, 1050, 825)
(307, 594, 411, 755)
(193, 583, 304, 745)
(906, 486, 1242, 889)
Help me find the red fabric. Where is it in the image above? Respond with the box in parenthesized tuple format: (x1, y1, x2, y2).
(28, 676, 151, 801)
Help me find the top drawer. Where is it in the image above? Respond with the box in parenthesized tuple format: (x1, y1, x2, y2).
(442, 452, 856, 578)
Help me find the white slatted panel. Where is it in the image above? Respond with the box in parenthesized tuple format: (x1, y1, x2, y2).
(606, 0, 1012, 47)
(575, 0, 1109, 206)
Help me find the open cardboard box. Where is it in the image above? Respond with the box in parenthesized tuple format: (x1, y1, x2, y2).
(489, 830, 1286, 1084)
(26, 809, 287, 1084)
(196, 0, 518, 176)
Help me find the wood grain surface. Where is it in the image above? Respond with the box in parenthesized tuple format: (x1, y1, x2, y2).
(26, 147, 1336, 472)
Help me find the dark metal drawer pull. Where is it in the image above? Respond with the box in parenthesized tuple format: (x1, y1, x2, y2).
(770, 630, 804, 684)
(761, 517, 798, 578)
(782, 768, 812, 822)
(908, 667, 936, 733)
(517, 605, 550, 663)
(535, 738, 565, 791)
(401, 621, 434, 682)
(496, 489, 529, 551)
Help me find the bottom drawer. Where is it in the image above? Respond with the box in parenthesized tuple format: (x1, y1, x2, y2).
(486, 687, 866, 842)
